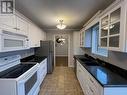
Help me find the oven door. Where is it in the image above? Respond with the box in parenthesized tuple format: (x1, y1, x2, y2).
(0, 30, 29, 52)
(17, 64, 40, 95)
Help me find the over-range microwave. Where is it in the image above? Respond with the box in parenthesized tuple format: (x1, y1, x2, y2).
(0, 29, 29, 52)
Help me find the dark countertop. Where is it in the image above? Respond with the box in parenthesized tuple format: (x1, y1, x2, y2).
(21, 55, 47, 63)
(74, 55, 127, 87)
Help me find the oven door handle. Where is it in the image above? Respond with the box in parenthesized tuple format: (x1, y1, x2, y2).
(18, 67, 38, 84)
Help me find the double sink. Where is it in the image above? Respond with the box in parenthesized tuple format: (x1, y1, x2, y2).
(79, 57, 99, 66)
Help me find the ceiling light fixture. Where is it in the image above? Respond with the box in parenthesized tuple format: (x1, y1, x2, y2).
(56, 20, 66, 30)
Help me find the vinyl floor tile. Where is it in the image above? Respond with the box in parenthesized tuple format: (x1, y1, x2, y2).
(39, 67, 84, 95)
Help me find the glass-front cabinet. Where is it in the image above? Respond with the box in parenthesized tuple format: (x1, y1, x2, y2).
(100, 15, 109, 47)
(109, 8, 120, 48)
(99, 0, 127, 52)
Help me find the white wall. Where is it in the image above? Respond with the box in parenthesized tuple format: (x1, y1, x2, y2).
(55, 35, 68, 56)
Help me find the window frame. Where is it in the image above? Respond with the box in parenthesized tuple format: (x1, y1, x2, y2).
(92, 23, 108, 57)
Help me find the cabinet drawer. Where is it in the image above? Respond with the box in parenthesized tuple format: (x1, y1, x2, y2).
(88, 75, 99, 88)
(88, 75, 103, 95)
(86, 84, 96, 95)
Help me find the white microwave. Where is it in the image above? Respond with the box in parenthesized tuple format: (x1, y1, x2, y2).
(0, 30, 29, 52)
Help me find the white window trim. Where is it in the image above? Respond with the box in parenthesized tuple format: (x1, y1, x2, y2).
(92, 24, 108, 57)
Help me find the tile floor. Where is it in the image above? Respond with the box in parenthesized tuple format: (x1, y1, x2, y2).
(39, 67, 84, 95)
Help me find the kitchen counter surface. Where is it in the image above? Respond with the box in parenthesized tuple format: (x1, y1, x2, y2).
(74, 55, 127, 87)
(21, 55, 47, 63)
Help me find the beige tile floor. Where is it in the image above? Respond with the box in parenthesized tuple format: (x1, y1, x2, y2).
(39, 67, 84, 95)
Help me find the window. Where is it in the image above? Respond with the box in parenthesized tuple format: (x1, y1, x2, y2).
(92, 24, 108, 57)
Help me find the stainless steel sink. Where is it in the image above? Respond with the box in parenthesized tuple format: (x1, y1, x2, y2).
(79, 58, 91, 62)
(82, 62, 99, 66)
(79, 58, 99, 66)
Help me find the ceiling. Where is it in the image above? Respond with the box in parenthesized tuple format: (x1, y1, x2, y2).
(15, 0, 115, 30)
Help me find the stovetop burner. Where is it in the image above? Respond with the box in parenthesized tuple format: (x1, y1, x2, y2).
(0, 64, 35, 78)
(21, 55, 47, 63)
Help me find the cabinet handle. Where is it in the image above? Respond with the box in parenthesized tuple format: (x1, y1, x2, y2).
(89, 87, 94, 93)
(90, 78, 94, 83)
(17, 28, 20, 30)
(26, 39, 29, 41)
(13, 28, 17, 30)
(13, 28, 20, 30)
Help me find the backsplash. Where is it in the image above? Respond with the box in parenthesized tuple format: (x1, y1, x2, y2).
(0, 49, 34, 58)
(82, 48, 127, 70)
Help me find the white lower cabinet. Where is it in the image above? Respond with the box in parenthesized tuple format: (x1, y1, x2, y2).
(76, 60, 103, 95)
(77, 60, 127, 95)
(38, 58, 47, 85)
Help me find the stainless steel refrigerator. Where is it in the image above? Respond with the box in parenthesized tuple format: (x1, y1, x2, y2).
(35, 41, 54, 74)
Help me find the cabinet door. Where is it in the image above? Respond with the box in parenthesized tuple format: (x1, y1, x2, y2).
(108, 8, 121, 48)
(99, 2, 125, 52)
(77, 61, 90, 95)
(100, 15, 109, 48)
(76, 61, 82, 83)
(0, 15, 16, 32)
(16, 16, 28, 35)
(80, 32, 82, 47)
(80, 28, 85, 47)
(28, 22, 40, 47)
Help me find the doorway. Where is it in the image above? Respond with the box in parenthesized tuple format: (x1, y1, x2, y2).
(54, 34, 68, 67)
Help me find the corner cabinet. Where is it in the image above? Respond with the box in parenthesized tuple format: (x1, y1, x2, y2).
(99, 0, 127, 52)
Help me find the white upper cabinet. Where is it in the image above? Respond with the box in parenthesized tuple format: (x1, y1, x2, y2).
(28, 22, 45, 48)
(0, 15, 16, 32)
(16, 16, 28, 35)
(99, 0, 127, 52)
(28, 22, 40, 47)
(0, 12, 28, 36)
(80, 28, 85, 47)
(0, 9, 46, 49)
(80, 11, 101, 48)
(80, 27, 92, 48)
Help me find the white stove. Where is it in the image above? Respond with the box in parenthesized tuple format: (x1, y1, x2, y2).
(0, 55, 40, 95)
